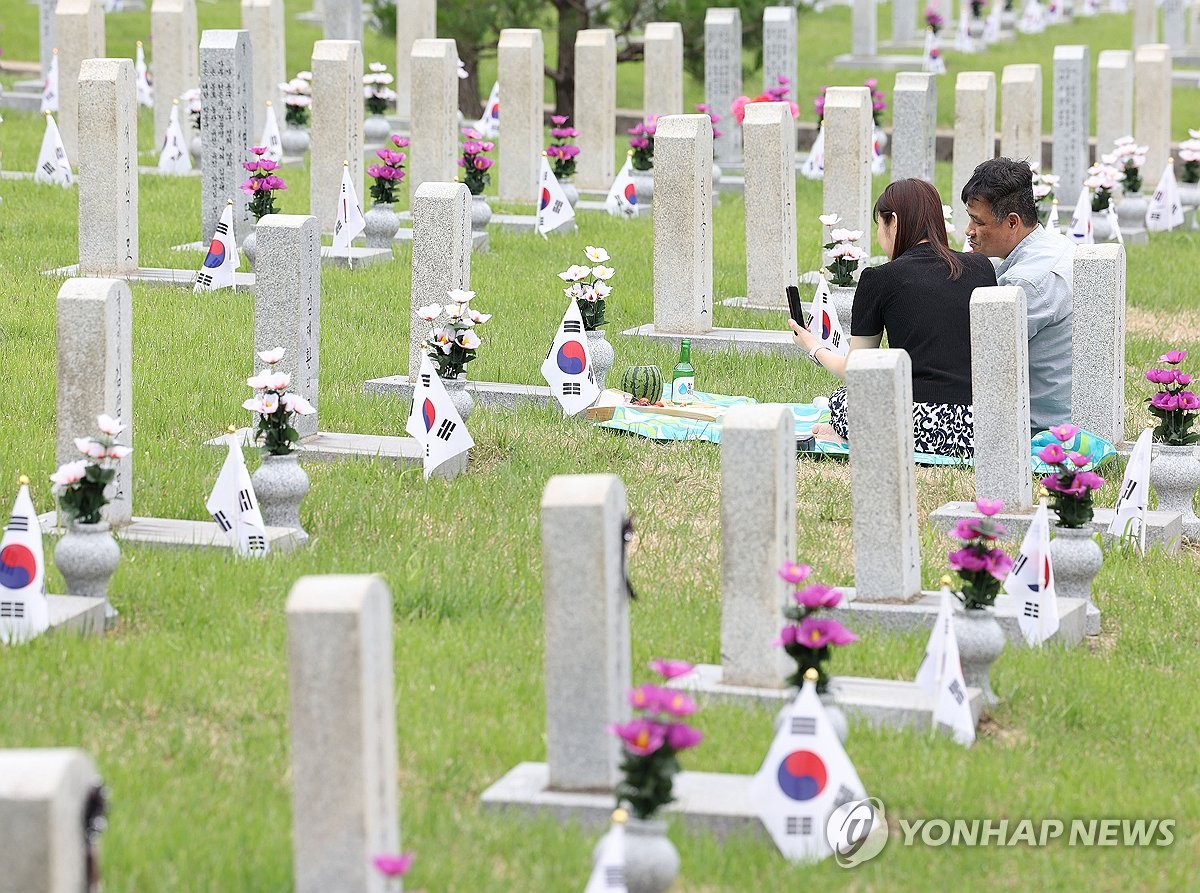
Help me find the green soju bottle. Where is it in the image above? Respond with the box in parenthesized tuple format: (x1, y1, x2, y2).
(671, 339, 695, 404)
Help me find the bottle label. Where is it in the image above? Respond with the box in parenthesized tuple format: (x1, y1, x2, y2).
(672, 376, 694, 403)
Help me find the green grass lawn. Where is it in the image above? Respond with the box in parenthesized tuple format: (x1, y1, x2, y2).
(2, 4, 1200, 891)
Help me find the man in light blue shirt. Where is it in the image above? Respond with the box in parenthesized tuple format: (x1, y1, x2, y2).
(962, 158, 1075, 430)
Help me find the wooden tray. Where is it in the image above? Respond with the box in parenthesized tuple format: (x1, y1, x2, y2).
(585, 389, 729, 423)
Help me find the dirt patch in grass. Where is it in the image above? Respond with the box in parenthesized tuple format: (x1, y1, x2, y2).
(977, 714, 1029, 748)
(1126, 306, 1200, 341)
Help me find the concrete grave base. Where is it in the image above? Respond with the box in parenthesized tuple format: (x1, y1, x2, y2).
(363, 374, 555, 409)
(46, 595, 108, 635)
(481, 762, 767, 839)
(834, 587, 1089, 647)
(832, 53, 927, 71)
(207, 428, 425, 466)
(621, 324, 802, 357)
(39, 511, 308, 551)
(719, 297, 789, 313)
(665, 663, 987, 730)
(719, 174, 744, 192)
(139, 166, 201, 177)
(393, 228, 490, 252)
(168, 241, 392, 268)
(929, 501, 1183, 554)
(574, 199, 611, 213)
(45, 264, 255, 289)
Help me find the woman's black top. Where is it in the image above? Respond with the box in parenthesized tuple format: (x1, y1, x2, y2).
(851, 243, 998, 406)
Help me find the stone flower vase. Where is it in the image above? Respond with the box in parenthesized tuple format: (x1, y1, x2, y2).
(442, 374, 475, 422)
(470, 193, 492, 230)
(251, 453, 310, 536)
(364, 113, 391, 144)
(1149, 443, 1200, 539)
(1092, 210, 1113, 242)
(364, 201, 401, 249)
(711, 162, 723, 206)
(623, 818, 680, 893)
(560, 178, 579, 208)
(829, 284, 856, 335)
(1115, 190, 1149, 244)
(586, 329, 615, 393)
(952, 606, 1005, 707)
(54, 519, 121, 623)
(241, 225, 257, 268)
(280, 125, 310, 156)
(631, 167, 654, 207)
(1049, 525, 1103, 635)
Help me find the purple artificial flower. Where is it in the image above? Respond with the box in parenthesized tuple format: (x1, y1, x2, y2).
(1069, 452, 1090, 467)
(775, 624, 801, 647)
(372, 853, 415, 878)
(262, 175, 287, 191)
(462, 140, 483, 156)
(1037, 442, 1067, 465)
(793, 583, 842, 609)
(474, 156, 493, 171)
(1160, 350, 1188, 365)
(480, 141, 495, 152)
(1048, 423, 1079, 442)
(461, 127, 483, 139)
(948, 546, 988, 572)
(659, 691, 698, 718)
(611, 718, 667, 756)
(562, 145, 580, 158)
(984, 549, 1014, 580)
(975, 498, 1005, 516)
(1151, 392, 1180, 411)
(1175, 372, 1193, 386)
(778, 561, 812, 584)
(1145, 369, 1176, 385)
(951, 517, 996, 541)
(1178, 392, 1200, 410)
(367, 164, 385, 178)
(628, 684, 667, 712)
(550, 114, 569, 125)
(258, 159, 280, 172)
(629, 137, 649, 150)
(1075, 471, 1105, 491)
(627, 123, 645, 136)
(389, 134, 410, 148)
(796, 616, 859, 649)
(239, 178, 258, 195)
(666, 723, 704, 750)
(243, 160, 260, 172)
(250, 145, 268, 156)
(649, 658, 695, 680)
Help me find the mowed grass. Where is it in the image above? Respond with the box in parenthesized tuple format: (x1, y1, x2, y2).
(3, 6, 1200, 892)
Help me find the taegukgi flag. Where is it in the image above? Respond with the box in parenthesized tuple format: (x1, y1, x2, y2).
(40, 49, 59, 114)
(0, 482, 51, 645)
(541, 298, 600, 416)
(135, 41, 154, 108)
(158, 101, 193, 174)
(1004, 502, 1059, 646)
(1145, 161, 1185, 232)
(332, 163, 366, 255)
(194, 201, 241, 293)
(605, 154, 639, 218)
(205, 442, 269, 557)
(405, 355, 475, 479)
(808, 276, 849, 358)
(914, 586, 976, 746)
(801, 125, 825, 180)
(260, 101, 283, 163)
(583, 816, 627, 893)
(922, 29, 947, 75)
(1068, 186, 1094, 245)
(749, 675, 870, 861)
(476, 81, 500, 137)
(537, 155, 576, 237)
(1107, 427, 1153, 551)
(35, 113, 73, 188)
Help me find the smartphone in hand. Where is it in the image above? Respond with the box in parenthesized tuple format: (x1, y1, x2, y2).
(786, 285, 812, 328)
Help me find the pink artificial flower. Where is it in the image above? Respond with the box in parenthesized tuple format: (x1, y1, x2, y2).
(1069, 452, 1090, 468)
(1048, 423, 1079, 442)
(480, 141, 495, 152)
(474, 157, 494, 171)
(1037, 443, 1067, 465)
(1176, 372, 1194, 386)
(258, 159, 280, 172)
(243, 160, 261, 173)
(1075, 471, 1105, 491)
(461, 127, 483, 139)
(774, 624, 801, 647)
(372, 853, 415, 878)
(550, 114, 569, 125)
(948, 546, 987, 572)
(975, 498, 1005, 516)
(1178, 392, 1200, 411)
(731, 95, 751, 125)
(389, 134, 410, 148)
(250, 145, 268, 156)
(984, 549, 1014, 580)
(796, 616, 859, 649)
(628, 684, 667, 712)
(777, 561, 812, 584)
(1145, 369, 1175, 385)
(649, 658, 695, 680)
(793, 584, 842, 609)
(611, 718, 667, 756)
(659, 691, 697, 718)
(950, 517, 996, 541)
(1160, 350, 1188, 365)
(1151, 392, 1180, 411)
(666, 723, 703, 750)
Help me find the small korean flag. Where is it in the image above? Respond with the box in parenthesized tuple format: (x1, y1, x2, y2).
(583, 815, 627, 893)
(205, 443, 270, 557)
(538, 155, 576, 237)
(476, 81, 500, 137)
(801, 125, 825, 180)
(194, 202, 241, 293)
(1004, 502, 1060, 646)
(40, 50, 58, 114)
(158, 102, 193, 174)
(605, 155, 639, 218)
(260, 102, 283, 163)
(405, 355, 475, 479)
(541, 298, 601, 416)
(1146, 161, 1185, 233)
(749, 674, 870, 862)
(808, 277, 849, 358)
(1108, 428, 1153, 552)
(0, 482, 51, 645)
(332, 163, 366, 255)
(135, 42, 154, 108)
(1068, 187, 1094, 245)
(34, 113, 73, 188)
(914, 586, 976, 746)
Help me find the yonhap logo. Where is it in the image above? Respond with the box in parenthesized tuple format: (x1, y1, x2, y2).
(826, 797, 888, 867)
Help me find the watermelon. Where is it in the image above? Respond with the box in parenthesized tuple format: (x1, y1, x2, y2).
(621, 365, 664, 402)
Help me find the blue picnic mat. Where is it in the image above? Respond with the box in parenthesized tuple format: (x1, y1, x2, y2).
(597, 394, 1118, 471)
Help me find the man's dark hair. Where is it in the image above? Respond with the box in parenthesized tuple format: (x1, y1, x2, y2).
(960, 158, 1039, 226)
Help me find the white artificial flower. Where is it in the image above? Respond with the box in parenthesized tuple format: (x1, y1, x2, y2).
(457, 58, 469, 80)
(447, 289, 475, 304)
(297, 70, 313, 81)
(584, 245, 610, 263)
(266, 372, 291, 391)
(257, 347, 286, 365)
(247, 372, 273, 390)
(50, 460, 89, 494)
(564, 283, 585, 300)
(818, 213, 841, 227)
(106, 445, 132, 460)
(593, 280, 612, 299)
(96, 413, 125, 436)
(558, 265, 591, 282)
(1032, 184, 1050, 199)
(260, 393, 280, 414)
(1041, 174, 1060, 187)
(75, 437, 106, 459)
(445, 303, 467, 319)
(941, 204, 954, 219)
(417, 303, 443, 321)
(579, 284, 597, 303)
(468, 309, 492, 323)
(832, 244, 866, 260)
(828, 228, 856, 243)
(243, 397, 264, 413)
(1189, 128, 1200, 140)
(1114, 135, 1135, 146)
(591, 264, 615, 280)
(369, 61, 388, 73)
(457, 331, 482, 350)
(282, 393, 316, 415)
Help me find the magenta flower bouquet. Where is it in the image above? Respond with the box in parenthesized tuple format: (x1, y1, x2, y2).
(368, 134, 408, 205)
(866, 78, 887, 126)
(1146, 350, 1200, 446)
(241, 146, 286, 221)
(694, 103, 723, 141)
(925, 5, 945, 33)
(1037, 424, 1105, 528)
(610, 659, 703, 820)
(948, 500, 1014, 609)
(732, 76, 800, 126)
(458, 128, 494, 195)
(775, 562, 857, 693)
(627, 117, 656, 171)
(546, 114, 580, 180)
